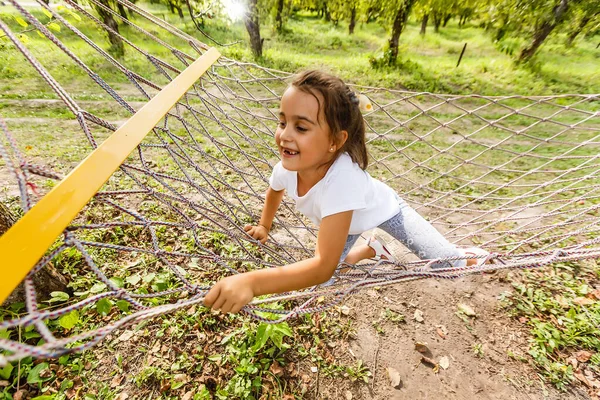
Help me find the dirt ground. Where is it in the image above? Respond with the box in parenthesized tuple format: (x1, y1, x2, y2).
(319, 272, 587, 400)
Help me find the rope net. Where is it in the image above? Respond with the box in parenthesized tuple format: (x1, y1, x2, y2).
(0, 0, 599, 363)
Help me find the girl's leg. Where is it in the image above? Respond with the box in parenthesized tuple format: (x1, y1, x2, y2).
(378, 198, 466, 268)
(343, 242, 375, 265)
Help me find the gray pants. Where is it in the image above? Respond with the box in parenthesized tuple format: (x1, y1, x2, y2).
(340, 196, 465, 269)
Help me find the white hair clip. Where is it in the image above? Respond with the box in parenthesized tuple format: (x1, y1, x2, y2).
(358, 94, 372, 112)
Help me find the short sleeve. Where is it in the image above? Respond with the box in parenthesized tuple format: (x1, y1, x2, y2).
(320, 167, 367, 218)
(268, 161, 287, 191)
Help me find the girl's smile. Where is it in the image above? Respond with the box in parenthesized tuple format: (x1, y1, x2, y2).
(275, 86, 336, 176)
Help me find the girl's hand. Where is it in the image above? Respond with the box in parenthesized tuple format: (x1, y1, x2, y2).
(203, 274, 255, 313)
(244, 224, 269, 244)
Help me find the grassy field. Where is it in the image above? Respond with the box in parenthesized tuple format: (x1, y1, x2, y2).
(1, 2, 600, 400)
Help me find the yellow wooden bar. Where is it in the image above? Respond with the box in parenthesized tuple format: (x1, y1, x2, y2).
(0, 48, 221, 304)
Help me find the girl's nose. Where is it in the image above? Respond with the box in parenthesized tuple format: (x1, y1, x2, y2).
(279, 125, 292, 142)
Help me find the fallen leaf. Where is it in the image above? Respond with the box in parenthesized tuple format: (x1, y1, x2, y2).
(340, 305, 351, 316)
(160, 379, 170, 392)
(414, 309, 424, 323)
(457, 304, 476, 317)
(574, 297, 595, 306)
(118, 331, 134, 342)
(345, 390, 353, 400)
(436, 327, 447, 339)
(519, 316, 528, 324)
(310, 366, 318, 373)
(111, 375, 124, 387)
(115, 394, 129, 400)
(282, 395, 295, 400)
(269, 360, 284, 376)
(173, 374, 189, 383)
(555, 295, 570, 308)
(386, 367, 402, 389)
(575, 371, 591, 387)
(575, 351, 594, 363)
(591, 289, 600, 300)
(0, 381, 8, 387)
(439, 356, 450, 370)
(13, 391, 24, 400)
(415, 342, 430, 354)
(182, 392, 193, 400)
(421, 356, 438, 369)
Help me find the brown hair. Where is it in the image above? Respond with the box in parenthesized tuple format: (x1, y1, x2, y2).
(290, 70, 368, 170)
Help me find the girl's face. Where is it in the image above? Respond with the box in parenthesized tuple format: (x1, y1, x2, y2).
(275, 86, 336, 174)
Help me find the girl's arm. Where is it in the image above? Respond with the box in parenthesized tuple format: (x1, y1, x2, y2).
(244, 187, 284, 244)
(204, 210, 353, 313)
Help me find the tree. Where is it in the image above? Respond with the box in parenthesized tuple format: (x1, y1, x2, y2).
(380, 0, 417, 64)
(519, 0, 570, 61)
(275, 0, 285, 33)
(94, 0, 125, 58)
(245, 0, 263, 58)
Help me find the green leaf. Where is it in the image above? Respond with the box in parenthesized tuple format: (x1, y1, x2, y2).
(109, 277, 124, 288)
(59, 310, 79, 330)
(143, 273, 156, 283)
(207, 354, 221, 363)
(27, 362, 50, 384)
(14, 16, 28, 28)
(126, 274, 141, 286)
(32, 396, 55, 400)
(42, 8, 53, 19)
(0, 329, 9, 340)
(96, 298, 112, 316)
(90, 283, 107, 294)
(174, 265, 187, 277)
(116, 300, 130, 312)
(0, 363, 13, 380)
(68, 10, 82, 22)
(49, 291, 70, 303)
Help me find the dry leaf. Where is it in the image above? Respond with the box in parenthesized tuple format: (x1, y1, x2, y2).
(269, 360, 284, 376)
(340, 305, 351, 316)
(310, 366, 318, 373)
(574, 297, 595, 306)
(575, 351, 594, 363)
(414, 309, 424, 323)
(386, 367, 402, 388)
(439, 356, 450, 370)
(174, 374, 189, 383)
(421, 356, 438, 369)
(519, 316, 528, 323)
(111, 375, 124, 387)
(436, 327, 447, 339)
(13, 391, 24, 400)
(118, 331, 134, 342)
(115, 394, 129, 400)
(182, 392, 193, 400)
(282, 396, 295, 400)
(457, 304, 476, 317)
(160, 379, 170, 392)
(415, 342, 430, 354)
(345, 390, 353, 400)
(591, 289, 600, 300)
(575, 371, 591, 387)
(0, 381, 8, 387)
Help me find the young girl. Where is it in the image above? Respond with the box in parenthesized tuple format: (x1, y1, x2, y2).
(204, 70, 487, 314)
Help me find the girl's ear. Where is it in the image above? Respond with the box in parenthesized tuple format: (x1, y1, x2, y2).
(331, 130, 348, 151)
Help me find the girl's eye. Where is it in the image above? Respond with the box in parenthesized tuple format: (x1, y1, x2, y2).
(296, 126, 307, 132)
(278, 122, 286, 129)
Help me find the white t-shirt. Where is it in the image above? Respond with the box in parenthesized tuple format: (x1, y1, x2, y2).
(269, 153, 401, 235)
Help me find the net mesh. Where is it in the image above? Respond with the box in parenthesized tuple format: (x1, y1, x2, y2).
(0, 0, 599, 363)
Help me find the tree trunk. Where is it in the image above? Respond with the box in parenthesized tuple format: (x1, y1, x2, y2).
(275, 0, 284, 33)
(0, 202, 69, 306)
(388, 0, 416, 65)
(420, 13, 428, 35)
(519, 0, 569, 62)
(566, 14, 593, 46)
(117, 2, 129, 20)
(244, 0, 262, 58)
(443, 14, 451, 27)
(96, 0, 124, 58)
(349, 5, 356, 35)
(433, 13, 441, 32)
(176, 4, 184, 18)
